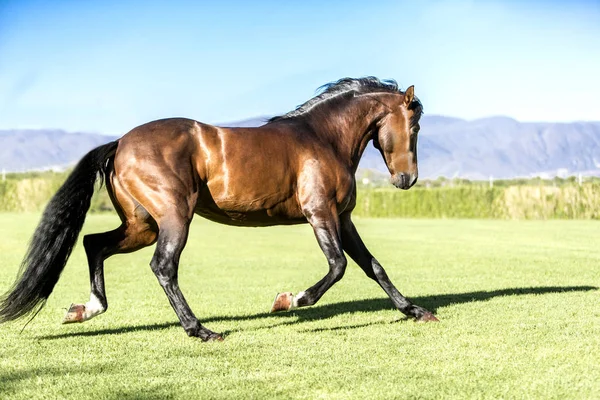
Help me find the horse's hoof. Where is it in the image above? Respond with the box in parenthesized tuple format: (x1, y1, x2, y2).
(205, 333, 223, 342)
(270, 292, 293, 313)
(62, 304, 85, 324)
(202, 332, 224, 342)
(417, 312, 439, 322)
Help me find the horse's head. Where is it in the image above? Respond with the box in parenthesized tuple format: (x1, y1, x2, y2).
(373, 85, 422, 190)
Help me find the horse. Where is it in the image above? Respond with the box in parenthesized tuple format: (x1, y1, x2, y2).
(0, 77, 437, 341)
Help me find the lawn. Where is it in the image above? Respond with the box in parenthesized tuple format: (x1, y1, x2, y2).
(0, 214, 599, 399)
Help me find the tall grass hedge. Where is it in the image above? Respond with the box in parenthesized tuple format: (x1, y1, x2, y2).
(1, 171, 600, 219)
(353, 184, 600, 219)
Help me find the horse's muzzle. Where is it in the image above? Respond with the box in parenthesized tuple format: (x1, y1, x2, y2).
(391, 173, 417, 190)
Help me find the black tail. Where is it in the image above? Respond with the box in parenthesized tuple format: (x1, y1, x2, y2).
(0, 141, 119, 322)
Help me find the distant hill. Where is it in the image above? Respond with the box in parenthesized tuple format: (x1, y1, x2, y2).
(2, 116, 600, 179)
(414, 116, 600, 179)
(0, 130, 118, 172)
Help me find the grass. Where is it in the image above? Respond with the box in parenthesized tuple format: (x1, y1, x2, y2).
(0, 214, 599, 399)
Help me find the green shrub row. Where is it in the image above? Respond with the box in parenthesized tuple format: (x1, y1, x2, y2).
(0, 172, 113, 213)
(2, 171, 600, 219)
(353, 184, 600, 219)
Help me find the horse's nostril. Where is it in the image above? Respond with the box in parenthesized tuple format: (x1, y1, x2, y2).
(399, 173, 406, 187)
(391, 173, 410, 189)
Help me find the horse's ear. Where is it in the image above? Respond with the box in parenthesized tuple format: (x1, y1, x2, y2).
(403, 85, 415, 107)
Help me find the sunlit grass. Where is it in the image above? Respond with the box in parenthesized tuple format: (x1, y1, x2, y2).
(1, 214, 599, 399)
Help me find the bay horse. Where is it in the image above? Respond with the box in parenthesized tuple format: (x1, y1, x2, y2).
(0, 77, 437, 341)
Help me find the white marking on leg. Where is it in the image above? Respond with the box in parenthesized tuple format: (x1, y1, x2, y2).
(291, 291, 306, 309)
(83, 293, 105, 321)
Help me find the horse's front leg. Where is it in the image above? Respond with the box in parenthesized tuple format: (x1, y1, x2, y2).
(339, 212, 438, 322)
(271, 203, 347, 312)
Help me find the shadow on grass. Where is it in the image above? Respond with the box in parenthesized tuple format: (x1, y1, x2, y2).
(38, 285, 597, 340)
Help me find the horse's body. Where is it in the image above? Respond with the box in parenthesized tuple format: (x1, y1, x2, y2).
(0, 77, 437, 341)
(118, 118, 346, 227)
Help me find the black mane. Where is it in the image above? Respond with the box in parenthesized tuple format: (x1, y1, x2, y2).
(268, 76, 423, 124)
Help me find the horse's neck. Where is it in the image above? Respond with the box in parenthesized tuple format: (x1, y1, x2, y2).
(307, 96, 387, 172)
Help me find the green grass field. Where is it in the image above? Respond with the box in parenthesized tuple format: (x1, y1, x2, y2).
(0, 214, 599, 399)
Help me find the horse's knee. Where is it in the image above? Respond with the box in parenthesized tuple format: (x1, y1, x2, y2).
(329, 255, 347, 282)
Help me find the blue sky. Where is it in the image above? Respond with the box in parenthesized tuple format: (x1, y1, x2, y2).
(0, 0, 599, 135)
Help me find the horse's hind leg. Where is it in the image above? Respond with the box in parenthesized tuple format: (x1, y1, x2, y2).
(110, 153, 219, 341)
(149, 213, 222, 341)
(63, 177, 157, 323)
(63, 222, 157, 323)
(62, 227, 123, 323)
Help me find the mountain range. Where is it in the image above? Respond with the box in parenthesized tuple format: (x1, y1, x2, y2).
(0, 129, 118, 172)
(2, 116, 600, 179)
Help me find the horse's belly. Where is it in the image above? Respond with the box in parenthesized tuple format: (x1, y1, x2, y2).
(195, 189, 305, 227)
(195, 209, 307, 227)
